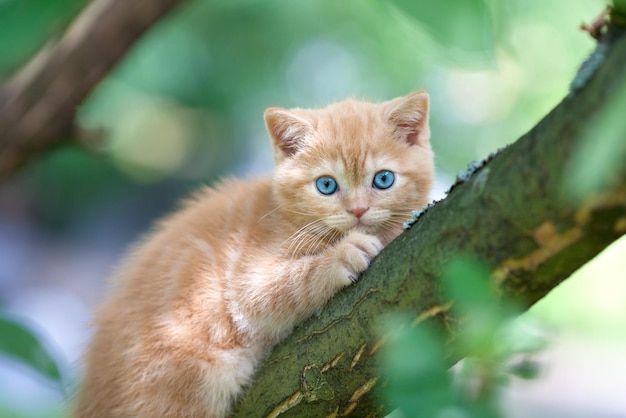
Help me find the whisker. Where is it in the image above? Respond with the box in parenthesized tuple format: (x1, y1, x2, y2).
(279, 205, 421, 258)
(279, 206, 323, 218)
(307, 226, 339, 256)
(283, 219, 332, 257)
(290, 225, 321, 256)
(284, 222, 320, 253)
(258, 204, 284, 222)
(301, 223, 337, 256)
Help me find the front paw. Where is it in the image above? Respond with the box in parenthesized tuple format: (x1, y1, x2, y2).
(334, 232, 383, 286)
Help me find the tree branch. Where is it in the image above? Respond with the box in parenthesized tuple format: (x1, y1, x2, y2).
(0, 0, 185, 180)
(232, 22, 626, 418)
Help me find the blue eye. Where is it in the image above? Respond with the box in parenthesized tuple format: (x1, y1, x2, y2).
(373, 170, 395, 189)
(315, 176, 338, 195)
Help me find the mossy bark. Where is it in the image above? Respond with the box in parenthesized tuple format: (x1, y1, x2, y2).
(232, 24, 626, 418)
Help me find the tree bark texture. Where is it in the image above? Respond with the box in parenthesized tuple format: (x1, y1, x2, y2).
(232, 23, 626, 418)
(0, 0, 185, 180)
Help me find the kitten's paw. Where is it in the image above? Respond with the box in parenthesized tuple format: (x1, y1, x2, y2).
(334, 232, 383, 286)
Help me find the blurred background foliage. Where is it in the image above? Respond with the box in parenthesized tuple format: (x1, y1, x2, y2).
(1, 0, 625, 417)
(383, 256, 547, 418)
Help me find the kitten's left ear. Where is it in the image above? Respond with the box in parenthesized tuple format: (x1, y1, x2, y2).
(386, 90, 430, 146)
(264, 108, 314, 161)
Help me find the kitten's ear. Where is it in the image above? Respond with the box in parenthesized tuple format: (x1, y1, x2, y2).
(264, 108, 314, 161)
(386, 90, 430, 146)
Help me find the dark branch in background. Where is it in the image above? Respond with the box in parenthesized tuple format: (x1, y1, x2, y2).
(0, 0, 185, 180)
(232, 19, 626, 418)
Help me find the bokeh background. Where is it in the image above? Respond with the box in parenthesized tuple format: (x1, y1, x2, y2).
(1, 0, 625, 417)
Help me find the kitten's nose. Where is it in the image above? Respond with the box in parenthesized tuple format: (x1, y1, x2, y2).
(348, 207, 369, 219)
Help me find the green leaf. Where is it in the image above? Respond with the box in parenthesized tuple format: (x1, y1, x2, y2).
(497, 317, 548, 356)
(381, 317, 455, 417)
(614, 0, 626, 16)
(442, 255, 494, 312)
(0, 0, 90, 75)
(564, 77, 626, 202)
(442, 255, 519, 357)
(507, 358, 541, 380)
(387, 0, 495, 59)
(0, 314, 63, 385)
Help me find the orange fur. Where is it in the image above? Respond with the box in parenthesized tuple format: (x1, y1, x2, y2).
(75, 91, 434, 417)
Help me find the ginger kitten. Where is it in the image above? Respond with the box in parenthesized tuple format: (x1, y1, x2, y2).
(75, 90, 434, 417)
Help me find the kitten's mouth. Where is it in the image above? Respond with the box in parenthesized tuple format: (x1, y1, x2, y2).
(329, 215, 383, 235)
(348, 220, 378, 234)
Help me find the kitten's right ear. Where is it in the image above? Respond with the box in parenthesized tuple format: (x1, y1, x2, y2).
(264, 108, 314, 161)
(386, 90, 430, 147)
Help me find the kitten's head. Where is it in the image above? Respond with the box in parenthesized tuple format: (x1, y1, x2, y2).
(265, 90, 434, 249)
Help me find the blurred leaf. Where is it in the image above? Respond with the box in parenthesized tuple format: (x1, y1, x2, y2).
(0, 314, 62, 385)
(382, 318, 455, 417)
(507, 358, 541, 380)
(497, 317, 548, 356)
(452, 357, 506, 418)
(30, 146, 126, 228)
(442, 255, 494, 312)
(443, 255, 501, 355)
(564, 78, 626, 202)
(388, 0, 495, 59)
(441, 256, 545, 408)
(0, 0, 89, 76)
(442, 255, 521, 358)
(614, 0, 626, 15)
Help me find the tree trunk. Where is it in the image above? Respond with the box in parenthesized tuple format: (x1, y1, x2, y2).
(231, 22, 626, 418)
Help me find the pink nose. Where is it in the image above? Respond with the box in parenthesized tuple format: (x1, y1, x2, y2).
(348, 207, 369, 219)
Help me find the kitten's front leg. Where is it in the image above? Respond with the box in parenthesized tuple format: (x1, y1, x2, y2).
(287, 230, 384, 328)
(327, 231, 384, 286)
(288, 230, 384, 310)
(234, 231, 383, 344)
